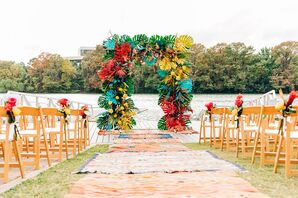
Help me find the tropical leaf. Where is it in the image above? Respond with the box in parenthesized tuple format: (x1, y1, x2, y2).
(125, 77, 134, 96)
(118, 35, 132, 44)
(98, 95, 110, 109)
(158, 117, 167, 130)
(174, 35, 194, 52)
(132, 34, 149, 44)
(97, 112, 111, 130)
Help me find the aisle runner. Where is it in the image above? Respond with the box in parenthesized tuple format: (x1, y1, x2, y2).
(78, 150, 241, 174)
(66, 130, 267, 197)
(65, 172, 267, 198)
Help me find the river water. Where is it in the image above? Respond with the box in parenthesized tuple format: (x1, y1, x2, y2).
(2, 93, 263, 122)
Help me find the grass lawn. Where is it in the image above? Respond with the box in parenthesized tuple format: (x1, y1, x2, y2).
(1, 145, 109, 198)
(184, 143, 298, 198)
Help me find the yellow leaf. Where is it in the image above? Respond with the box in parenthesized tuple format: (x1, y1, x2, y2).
(174, 35, 194, 52)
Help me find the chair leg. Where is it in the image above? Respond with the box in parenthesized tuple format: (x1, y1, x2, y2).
(35, 136, 40, 170)
(251, 130, 260, 164)
(12, 140, 24, 178)
(3, 142, 10, 183)
(43, 134, 51, 167)
(236, 128, 240, 157)
(285, 136, 291, 178)
(273, 135, 284, 173)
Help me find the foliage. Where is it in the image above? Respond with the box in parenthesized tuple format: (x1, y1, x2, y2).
(0, 41, 297, 94)
(27, 53, 77, 93)
(97, 34, 194, 131)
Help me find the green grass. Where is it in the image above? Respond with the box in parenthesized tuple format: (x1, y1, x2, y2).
(184, 143, 298, 198)
(1, 145, 109, 198)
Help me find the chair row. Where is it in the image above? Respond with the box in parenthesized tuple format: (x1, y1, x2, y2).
(0, 106, 90, 183)
(200, 106, 298, 177)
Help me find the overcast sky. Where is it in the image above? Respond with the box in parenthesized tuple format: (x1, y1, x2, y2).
(0, 0, 298, 63)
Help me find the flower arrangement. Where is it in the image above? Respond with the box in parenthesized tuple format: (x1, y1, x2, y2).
(275, 90, 297, 116)
(275, 90, 297, 134)
(205, 102, 215, 120)
(79, 105, 90, 119)
(57, 98, 70, 120)
(230, 95, 243, 128)
(4, 97, 21, 140)
(97, 34, 194, 131)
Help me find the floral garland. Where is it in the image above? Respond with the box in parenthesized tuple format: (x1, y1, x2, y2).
(275, 90, 297, 134)
(57, 98, 70, 122)
(97, 34, 194, 131)
(4, 98, 21, 140)
(230, 95, 243, 128)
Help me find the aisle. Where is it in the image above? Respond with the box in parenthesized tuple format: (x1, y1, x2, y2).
(65, 130, 267, 198)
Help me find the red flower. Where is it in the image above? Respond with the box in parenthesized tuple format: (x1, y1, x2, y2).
(97, 60, 116, 82)
(161, 99, 176, 115)
(58, 98, 68, 106)
(205, 102, 214, 111)
(114, 43, 131, 63)
(286, 91, 297, 107)
(7, 98, 17, 106)
(116, 69, 126, 78)
(79, 110, 85, 117)
(235, 95, 243, 107)
(4, 103, 13, 111)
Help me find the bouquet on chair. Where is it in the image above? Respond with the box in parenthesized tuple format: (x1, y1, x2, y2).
(4, 97, 21, 140)
(57, 98, 70, 123)
(79, 105, 90, 119)
(80, 105, 90, 128)
(275, 90, 297, 134)
(205, 102, 215, 121)
(230, 95, 243, 128)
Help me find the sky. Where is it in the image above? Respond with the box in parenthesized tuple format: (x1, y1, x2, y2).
(0, 0, 298, 63)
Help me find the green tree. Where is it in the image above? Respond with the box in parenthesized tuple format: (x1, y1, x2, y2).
(271, 41, 298, 91)
(0, 61, 28, 92)
(28, 53, 77, 92)
(80, 45, 105, 92)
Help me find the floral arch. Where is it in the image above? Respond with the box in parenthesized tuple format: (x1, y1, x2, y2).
(97, 34, 194, 131)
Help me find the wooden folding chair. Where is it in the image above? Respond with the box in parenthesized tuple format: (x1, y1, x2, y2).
(40, 108, 69, 161)
(66, 109, 81, 155)
(210, 107, 226, 148)
(199, 107, 226, 146)
(272, 106, 298, 174)
(18, 107, 51, 169)
(284, 110, 298, 177)
(221, 109, 238, 151)
(236, 106, 263, 157)
(0, 107, 24, 183)
(251, 106, 282, 167)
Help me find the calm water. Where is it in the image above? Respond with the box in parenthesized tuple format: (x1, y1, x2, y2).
(1, 93, 263, 121)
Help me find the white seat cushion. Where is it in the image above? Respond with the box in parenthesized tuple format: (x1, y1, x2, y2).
(0, 134, 5, 140)
(19, 129, 38, 135)
(244, 125, 258, 131)
(265, 129, 279, 135)
(44, 127, 61, 133)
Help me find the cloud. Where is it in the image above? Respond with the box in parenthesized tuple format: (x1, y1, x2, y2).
(0, 0, 297, 63)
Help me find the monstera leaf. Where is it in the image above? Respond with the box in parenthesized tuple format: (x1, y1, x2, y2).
(158, 117, 167, 130)
(118, 35, 132, 44)
(174, 35, 194, 52)
(163, 35, 176, 47)
(132, 34, 149, 44)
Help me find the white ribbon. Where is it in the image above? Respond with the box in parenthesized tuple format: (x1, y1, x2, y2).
(8, 123, 16, 141)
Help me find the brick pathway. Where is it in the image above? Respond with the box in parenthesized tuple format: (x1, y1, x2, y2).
(66, 130, 268, 198)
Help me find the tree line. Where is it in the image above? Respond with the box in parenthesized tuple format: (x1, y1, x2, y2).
(0, 41, 297, 94)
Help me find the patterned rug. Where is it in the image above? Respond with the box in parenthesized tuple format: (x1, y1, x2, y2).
(108, 143, 190, 153)
(66, 172, 268, 198)
(77, 150, 243, 174)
